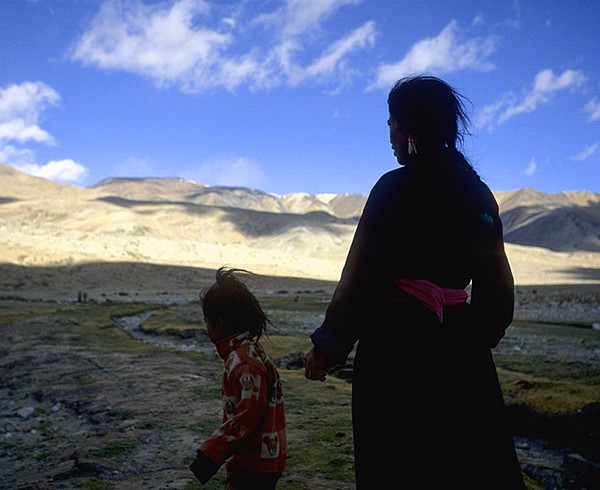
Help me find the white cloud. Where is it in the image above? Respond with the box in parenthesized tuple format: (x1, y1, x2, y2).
(506, 0, 522, 29)
(570, 142, 599, 162)
(525, 157, 537, 176)
(0, 81, 60, 144)
(478, 69, 587, 129)
(69, 0, 373, 92)
(371, 20, 498, 90)
(475, 93, 514, 130)
(184, 156, 266, 188)
(14, 159, 89, 183)
(256, 0, 359, 37)
(70, 0, 232, 91)
(471, 14, 485, 27)
(500, 69, 586, 122)
(0, 144, 37, 167)
(0, 81, 90, 184)
(584, 97, 600, 121)
(293, 21, 375, 85)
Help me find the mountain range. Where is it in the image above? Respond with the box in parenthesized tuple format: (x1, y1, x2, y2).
(89, 176, 600, 253)
(0, 163, 598, 288)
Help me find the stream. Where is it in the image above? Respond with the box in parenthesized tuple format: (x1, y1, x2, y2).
(114, 311, 597, 489)
(113, 311, 215, 355)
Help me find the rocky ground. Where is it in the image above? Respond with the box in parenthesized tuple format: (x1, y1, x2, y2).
(0, 300, 357, 490)
(1, 281, 599, 489)
(0, 306, 215, 489)
(514, 284, 600, 326)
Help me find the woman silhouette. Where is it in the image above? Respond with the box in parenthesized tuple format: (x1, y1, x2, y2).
(305, 76, 525, 489)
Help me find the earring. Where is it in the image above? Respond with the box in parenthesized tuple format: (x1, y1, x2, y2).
(408, 135, 417, 155)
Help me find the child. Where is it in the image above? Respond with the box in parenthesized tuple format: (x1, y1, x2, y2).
(190, 267, 286, 490)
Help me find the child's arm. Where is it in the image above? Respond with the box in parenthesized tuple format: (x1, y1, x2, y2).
(191, 362, 268, 481)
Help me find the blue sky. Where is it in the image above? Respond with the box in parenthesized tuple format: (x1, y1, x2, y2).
(1, 0, 599, 196)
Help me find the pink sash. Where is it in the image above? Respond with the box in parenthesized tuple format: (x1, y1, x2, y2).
(393, 278, 468, 323)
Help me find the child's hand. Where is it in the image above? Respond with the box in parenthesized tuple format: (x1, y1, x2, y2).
(304, 347, 327, 382)
(190, 450, 219, 483)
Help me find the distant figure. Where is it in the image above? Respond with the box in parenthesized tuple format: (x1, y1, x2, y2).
(305, 76, 525, 488)
(190, 267, 286, 490)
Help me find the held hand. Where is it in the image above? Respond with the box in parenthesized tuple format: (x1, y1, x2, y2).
(304, 347, 327, 382)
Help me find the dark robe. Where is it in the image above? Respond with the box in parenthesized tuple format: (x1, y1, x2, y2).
(311, 154, 525, 489)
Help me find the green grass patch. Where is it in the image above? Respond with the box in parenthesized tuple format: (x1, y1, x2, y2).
(258, 293, 332, 313)
(89, 440, 136, 459)
(259, 294, 329, 336)
(524, 473, 545, 490)
(495, 354, 600, 385)
(495, 321, 600, 382)
(3, 298, 596, 490)
(261, 334, 312, 359)
(73, 479, 115, 490)
(191, 382, 221, 402)
(139, 303, 204, 335)
(183, 473, 227, 490)
(0, 302, 171, 354)
(137, 293, 330, 337)
(498, 368, 600, 414)
(492, 321, 600, 414)
(282, 370, 355, 483)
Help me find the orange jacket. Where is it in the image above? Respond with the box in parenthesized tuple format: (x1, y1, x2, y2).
(199, 331, 286, 474)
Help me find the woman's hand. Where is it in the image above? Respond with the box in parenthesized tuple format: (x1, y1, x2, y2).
(304, 347, 327, 382)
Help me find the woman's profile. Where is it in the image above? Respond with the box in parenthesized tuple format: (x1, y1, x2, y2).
(305, 76, 525, 489)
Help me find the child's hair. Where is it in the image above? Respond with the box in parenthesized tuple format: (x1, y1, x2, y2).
(201, 267, 272, 340)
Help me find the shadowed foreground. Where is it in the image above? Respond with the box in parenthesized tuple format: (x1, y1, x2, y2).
(0, 301, 357, 489)
(1, 266, 599, 489)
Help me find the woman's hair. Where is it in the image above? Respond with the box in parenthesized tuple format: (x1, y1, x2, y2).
(388, 75, 472, 154)
(201, 267, 272, 340)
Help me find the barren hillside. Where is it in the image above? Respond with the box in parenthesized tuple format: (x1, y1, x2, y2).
(92, 177, 365, 218)
(0, 164, 598, 291)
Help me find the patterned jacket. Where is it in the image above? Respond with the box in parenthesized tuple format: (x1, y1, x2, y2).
(198, 331, 286, 474)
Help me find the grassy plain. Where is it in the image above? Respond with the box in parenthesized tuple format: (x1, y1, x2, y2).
(1, 292, 598, 489)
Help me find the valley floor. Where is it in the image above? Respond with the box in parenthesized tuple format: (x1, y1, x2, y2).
(0, 263, 598, 489)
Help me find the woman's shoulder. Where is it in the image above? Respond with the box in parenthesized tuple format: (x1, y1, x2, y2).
(465, 172, 498, 212)
(376, 167, 404, 184)
(370, 167, 408, 195)
(360, 168, 407, 213)
(443, 162, 497, 208)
